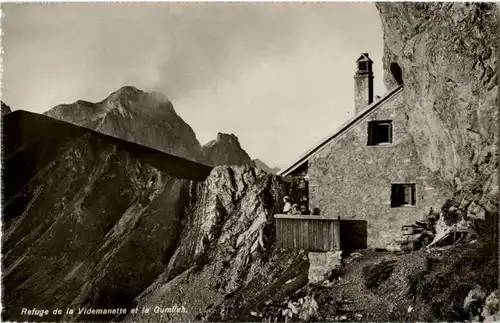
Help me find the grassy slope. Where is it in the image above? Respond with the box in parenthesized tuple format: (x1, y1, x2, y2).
(311, 242, 498, 322)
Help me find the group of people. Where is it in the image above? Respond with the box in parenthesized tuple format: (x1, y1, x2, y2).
(282, 196, 320, 216)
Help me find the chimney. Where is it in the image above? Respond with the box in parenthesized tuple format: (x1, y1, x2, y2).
(354, 53, 374, 115)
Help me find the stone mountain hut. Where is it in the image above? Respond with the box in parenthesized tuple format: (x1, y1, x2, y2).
(278, 53, 450, 249)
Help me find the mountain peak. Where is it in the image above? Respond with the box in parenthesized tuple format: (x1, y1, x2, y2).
(203, 133, 253, 166)
(44, 86, 204, 163)
(103, 87, 173, 114)
(215, 132, 239, 144)
(108, 86, 170, 102)
(104, 86, 144, 106)
(110, 85, 143, 97)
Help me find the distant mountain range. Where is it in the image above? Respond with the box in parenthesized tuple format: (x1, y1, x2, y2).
(44, 86, 272, 168)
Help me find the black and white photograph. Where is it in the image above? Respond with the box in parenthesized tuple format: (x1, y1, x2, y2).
(1, 1, 498, 322)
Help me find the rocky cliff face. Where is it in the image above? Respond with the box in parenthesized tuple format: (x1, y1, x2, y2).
(2, 101, 12, 116)
(202, 133, 254, 166)
(376, 3, 498, 218)
(44, 86, 205, 163)
(125, 165, 308, 322)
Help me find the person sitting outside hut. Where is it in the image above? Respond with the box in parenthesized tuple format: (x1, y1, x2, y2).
(300, 205, 311, 215)
(290, 204, 300, 215)
(283, 196, 292, 214)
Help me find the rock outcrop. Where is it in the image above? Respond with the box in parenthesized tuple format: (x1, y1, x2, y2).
(2, 101, 12, 116)
(376, 3, 498, 226)
(253, 158, 280, 174)
(202, 133, 254, 166)
(44, 86, 205, 163)
(125, 165, 308, 322)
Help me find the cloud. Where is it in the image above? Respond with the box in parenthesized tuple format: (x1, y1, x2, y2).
(152, 4, 306, 100)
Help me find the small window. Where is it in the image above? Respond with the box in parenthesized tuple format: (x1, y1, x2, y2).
(368, 121, 392, 145)
(391, 184, 416, 207)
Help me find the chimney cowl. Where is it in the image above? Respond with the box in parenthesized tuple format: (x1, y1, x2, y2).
(354, 53, 374, 114)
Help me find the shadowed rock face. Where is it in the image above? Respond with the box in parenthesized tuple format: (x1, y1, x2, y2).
(202, 132, 254, 166)
(2, 112, 306, 322)
(376, 3, 498, 216)
(1, 111, 211, 322)
(44, 86, 205, 163)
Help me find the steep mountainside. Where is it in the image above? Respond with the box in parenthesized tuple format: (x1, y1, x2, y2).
(2, 111, 212, 322)
(44, 86, 205, 163)
(253, 159, 280, 174)
(376, 3, 498, 218)
(202, 133, 254, 166)
(2, 111, 305, 322)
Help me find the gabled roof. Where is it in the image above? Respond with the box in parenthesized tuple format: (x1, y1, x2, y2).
(278, 85, 403, 176)
(356, 53, 373, 63)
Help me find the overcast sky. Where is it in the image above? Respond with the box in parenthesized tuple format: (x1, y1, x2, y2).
(2, 2, 386, 168)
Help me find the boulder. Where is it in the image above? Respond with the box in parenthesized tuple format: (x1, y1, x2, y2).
(467, 201, 486, 220)
(481, 291, 500, 322)
(308, 251, 342, 283)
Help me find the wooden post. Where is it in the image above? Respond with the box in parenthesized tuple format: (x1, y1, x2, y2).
(334, 216, 341, 250)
